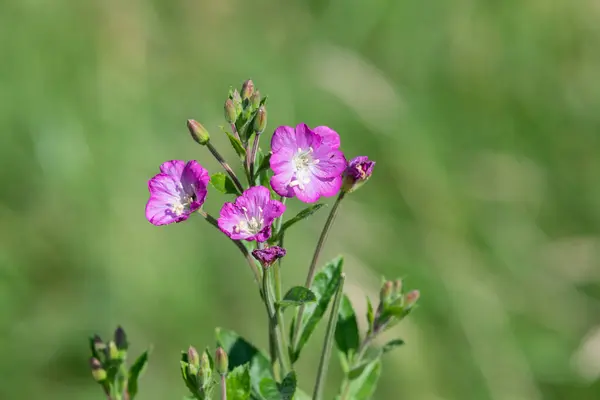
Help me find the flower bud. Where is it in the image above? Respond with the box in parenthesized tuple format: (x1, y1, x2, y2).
(393, 279, 402, 295)
(252, 246, 286, 269)
(342, 156, 375, 193)
(379, 281, 393, 304)
(215, 347, 228, 376)
(187, 346, 200, 370)
(253, 105, 267, 133)
(241, 79, 255, 100)
(90, 357, 107, 382)
(187, 119, 210, 145)
(232, 89, 243, 115)
(108, 341, 119, 360)
(250, 90, 261, 109)
(114, 326, 128, 351)
(92, 335, 106, 354)
(404, 290, 420, 308)
(224, 99, 238, 124)
(198, 351, 212, 387)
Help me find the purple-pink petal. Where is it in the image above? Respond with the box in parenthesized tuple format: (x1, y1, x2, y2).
(313, 126, 341, 149)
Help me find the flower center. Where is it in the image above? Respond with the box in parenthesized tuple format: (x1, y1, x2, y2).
(171, 193, 196, 216)
(290, 147, 319, 190)
(234, 206, 265, 235)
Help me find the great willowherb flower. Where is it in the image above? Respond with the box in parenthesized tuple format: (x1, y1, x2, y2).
(252, 246, 286, 268)
(145, 160, 210, 226)
(342, 156, 375, 193)
(218, 186, 285, 242)
(270, 123, 346, 203)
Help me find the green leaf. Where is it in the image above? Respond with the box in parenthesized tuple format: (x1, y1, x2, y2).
(271, 204, 326, 243)
(279, 287, 317, 308)
(211, 172, 241, 195)
(226, 364, 251, 400)
(335, 295, 360, 359)
(127, 349, 150, 399)
(253, 152, 271, 181)
(258, 377, 280, 400)
(216, 328, 273, 397)
(292, 388, 311, 400)
(382, 339, 405, 354)
(279, 372, 297, 400)
(341, 359, 382, 400)
(290, 256, 343, 363)
(366, 297, 374, 332)
(225, 130, 247, 159)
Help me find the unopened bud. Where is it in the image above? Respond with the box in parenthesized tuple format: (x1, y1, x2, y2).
(108, 341, 119, 360)
(224, 99, 237, 124)
(241, 79, 255, 100)
(250, 90, 261, 109)
(393, 279, 402, 296)
(232, 90, 243, 115)
(187, 346, 200, 369)
(92, 335, 105, 354)
(404, 290, 420, 308)
(187, 119, 210, 145)
(379, 281, 393, 304)
(342, 156, 375, 193)
(114, 326, 128, 350)
(215, 347, 228, 375)
(198, 351, 212, 387)
(253, 105, 267, 133)
(90, 358, 107, 382)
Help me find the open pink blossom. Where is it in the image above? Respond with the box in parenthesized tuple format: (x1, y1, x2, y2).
(218, 186, 285, 242)
(269, 124, 346, 203)
(145, 160, 210, 226)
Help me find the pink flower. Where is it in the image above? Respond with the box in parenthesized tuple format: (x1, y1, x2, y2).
(269, 124, 346, 203)
(218, 186, 286, 242)
(145, 160, 210, 226)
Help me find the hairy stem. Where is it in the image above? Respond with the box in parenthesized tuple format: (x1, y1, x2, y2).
(313, 273, 346, 400)
(206, 141, 245, 194)
(291, 191, 345, 352)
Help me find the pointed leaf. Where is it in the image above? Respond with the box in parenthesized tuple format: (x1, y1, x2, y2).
(258, 377, 280, 400)
(216, 328, 272, 397)
(223, 129, 247, 159)
(127, 349, 150, 399)
(211, 173, 241, 195)
(226, 364, 251, 400)
(382, 339, 405, 354)
(290, 256, 343, 363)
(335, 295, 360, 359)
(366, 296, 374, 333)
(279, 287, 317, 308)
(271, 204, 326, 243)
(292, 389, 311, 400)
(253, 152, 272, 181)
(341, 359, 382, 400)
(279, 372, 296, 400)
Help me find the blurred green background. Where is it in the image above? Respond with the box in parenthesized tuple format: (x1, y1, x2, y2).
(1, 0, 600, 399)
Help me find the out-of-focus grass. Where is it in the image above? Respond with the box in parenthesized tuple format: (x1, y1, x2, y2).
(1, 0, 600, 399)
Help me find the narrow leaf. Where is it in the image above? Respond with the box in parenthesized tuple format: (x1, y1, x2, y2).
(211, 172, 241, 195)
(290, 256, 343, 362)
(216, 328, 273, 397)
(335, 295, 360, 359)
(366, 297, 374, 330)
(382, 339, 405, 354)
(271, 204, 326, 243)
(226, 364, 251, 400)
(127, 349, 150, 399)
(253, 152, 272, 180)
(279, 287, 317, 308)
(292, 389, 311, 400)
(341, 359, 382, 400)
(219, 127, 246, 159)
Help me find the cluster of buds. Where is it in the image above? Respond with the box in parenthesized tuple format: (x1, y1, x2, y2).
(224, 79, 267, 144)
(368, 279, 420, 336)
(89, 326, 149, 400)
(181, 346, 228, 399)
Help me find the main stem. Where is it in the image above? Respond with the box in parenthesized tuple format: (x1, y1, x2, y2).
(339, 330, 377, 399)
(262, 265, 290, 377)
(273, 197, 290, 375)
(313, 273, 346, 400)
(206, 141, 245, 194)
(198, 210, 262, 289)
(291, 191, 345, 352)
(220, 374, 227, 400)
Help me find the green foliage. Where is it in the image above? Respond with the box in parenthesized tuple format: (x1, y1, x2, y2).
(334, 295, 360, 360)
(127, 349, 150, 399)
(270, 204, 326, 243)
(210, 172, 240, 195)
(226, 365, 252, 400)
(341, 360, 382, 400)
(289, 256, 344, 363)
(278, 287, 317, 309)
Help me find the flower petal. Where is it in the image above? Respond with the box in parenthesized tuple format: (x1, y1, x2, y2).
(254, 226, 272, 243)
(159, 160, 186, 179)
(148, 173, 180, 198)
(236, 186, 271, 217)
(293, 175, 342, 203)
(313, 126, 341, 150)
(311, 148, 347, 179)
(271, 125, 297, 153)
(182, 160, 210, 205)
(263, 199, 286, 225)
(270, 170, 295, 198)
(294, 123, 321, 150)
(270, 147, 295, 175)
(218, 203, 250, 240)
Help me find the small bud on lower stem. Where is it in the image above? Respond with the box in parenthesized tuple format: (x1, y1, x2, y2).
(187, 119, 210, 145)
(215, 347, 228, 376)
(254, 105, 267, 133)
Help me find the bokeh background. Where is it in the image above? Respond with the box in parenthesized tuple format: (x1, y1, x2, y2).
(2, 0, 600, 399)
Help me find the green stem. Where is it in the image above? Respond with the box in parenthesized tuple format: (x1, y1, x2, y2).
(198, 210, 262, 289)
(248, 131, 261, 179)
(206, 141, 245, 194)
(262, 265, 290, 377)
(313, 273, 346, 400)
(339, 330, 378, 399)
(291, 191, 345, 352)
(220, 374, 227, 400)
(230, 123, 240, 142)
